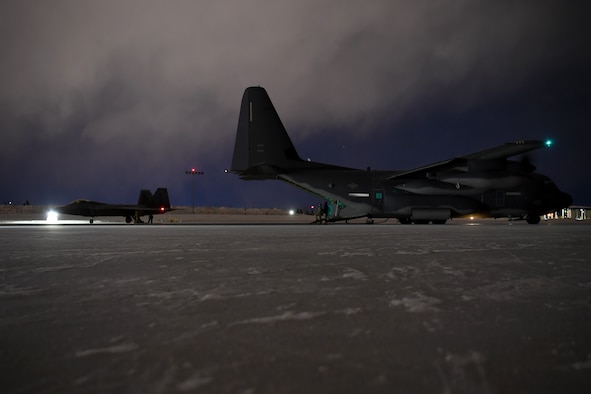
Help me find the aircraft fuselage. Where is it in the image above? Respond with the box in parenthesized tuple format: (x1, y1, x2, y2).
(277, 166, 571, 223)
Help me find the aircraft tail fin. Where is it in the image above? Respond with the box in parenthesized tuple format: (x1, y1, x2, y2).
(231, 87, 304, 179)
(138, 188, 171, 209)
(151, 188, 171, 209)
(138, 190, 153, 205)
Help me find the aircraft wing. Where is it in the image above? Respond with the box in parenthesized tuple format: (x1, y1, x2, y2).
(460, 140, 551, 160)
(387, 140, 550, 180)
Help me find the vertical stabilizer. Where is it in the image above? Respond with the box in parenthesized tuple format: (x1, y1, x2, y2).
(151, 188, 171, 209)
(231, 87, 302, 175)
(138, 188, 171, 209)
(137, 190, 153, 205)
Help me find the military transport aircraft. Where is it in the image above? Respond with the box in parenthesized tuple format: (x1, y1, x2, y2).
(230, 87, 572, 224)
(52, 188, 172, 224)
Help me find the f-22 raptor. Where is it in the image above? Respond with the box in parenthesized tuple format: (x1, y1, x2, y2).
(54, 188, 172, 224)
(230, 87, 572, 224)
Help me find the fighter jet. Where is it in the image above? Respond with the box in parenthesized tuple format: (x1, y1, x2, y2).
(53, 188, 172, 224)
(230, 87, 572, 224)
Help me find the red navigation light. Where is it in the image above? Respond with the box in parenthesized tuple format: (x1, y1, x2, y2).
(191, 168, 196, 173)
(160, 207, 165, 212)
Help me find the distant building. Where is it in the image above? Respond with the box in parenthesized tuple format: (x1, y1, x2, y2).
(570, 206, 591, 221)
(544, 206, 591, 221)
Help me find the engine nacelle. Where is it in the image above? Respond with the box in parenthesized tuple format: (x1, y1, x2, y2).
(439, 172, 526, 189)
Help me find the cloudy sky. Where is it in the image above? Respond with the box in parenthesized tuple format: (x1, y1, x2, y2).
(1, 0, 589, 209)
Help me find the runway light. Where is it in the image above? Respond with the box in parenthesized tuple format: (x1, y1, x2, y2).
(289, 209, 295, 216)
(545, 139, 553, 148)
(47, 211, 58, 223)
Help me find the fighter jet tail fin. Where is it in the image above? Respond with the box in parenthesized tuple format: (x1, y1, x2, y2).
(138, 188, 171, 209)
(137, 190, 153, 205)
(151, 188, 171, 209)
(230, 87, 305, 179)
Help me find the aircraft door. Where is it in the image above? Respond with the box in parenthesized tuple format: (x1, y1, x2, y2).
(372, 190, 384, 211)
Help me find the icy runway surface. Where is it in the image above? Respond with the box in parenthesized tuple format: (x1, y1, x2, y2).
(1, 223, 590, 393)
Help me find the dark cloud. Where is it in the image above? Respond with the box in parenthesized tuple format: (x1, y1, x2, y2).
(1, 0, 588, 207)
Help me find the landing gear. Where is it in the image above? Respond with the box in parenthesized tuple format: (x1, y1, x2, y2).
(526, 215, 541, 224)
(399, 218, 412, 225)
(89, 218, 94, 224)
(125, 216, 132, 224)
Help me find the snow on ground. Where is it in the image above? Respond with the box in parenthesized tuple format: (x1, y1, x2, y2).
(1, 222, 590, 393)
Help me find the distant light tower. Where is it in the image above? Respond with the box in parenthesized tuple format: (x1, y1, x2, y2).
(185, 168, 204, 213)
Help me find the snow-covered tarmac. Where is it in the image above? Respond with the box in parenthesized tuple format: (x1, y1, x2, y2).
(1, 221, 590, 393)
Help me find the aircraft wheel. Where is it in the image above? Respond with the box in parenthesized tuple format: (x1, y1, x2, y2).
(90, 218, 94, 224)
(125, 216, 132, 224)
(399, 218, 412, 224)
(413, 219, 430, 225)
(432, 219, 447, 224)
(526, 215, 541, 224)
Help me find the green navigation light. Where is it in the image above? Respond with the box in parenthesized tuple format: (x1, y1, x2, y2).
(545, 139, 553, 148)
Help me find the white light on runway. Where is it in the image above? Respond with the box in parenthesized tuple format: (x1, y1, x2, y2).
(46, 211, 59, 223)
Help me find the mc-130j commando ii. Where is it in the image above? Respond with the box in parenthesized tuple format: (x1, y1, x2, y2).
(230, 87, 572, 224)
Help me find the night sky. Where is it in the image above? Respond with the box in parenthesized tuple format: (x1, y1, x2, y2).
(1, 1, 589, 210)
